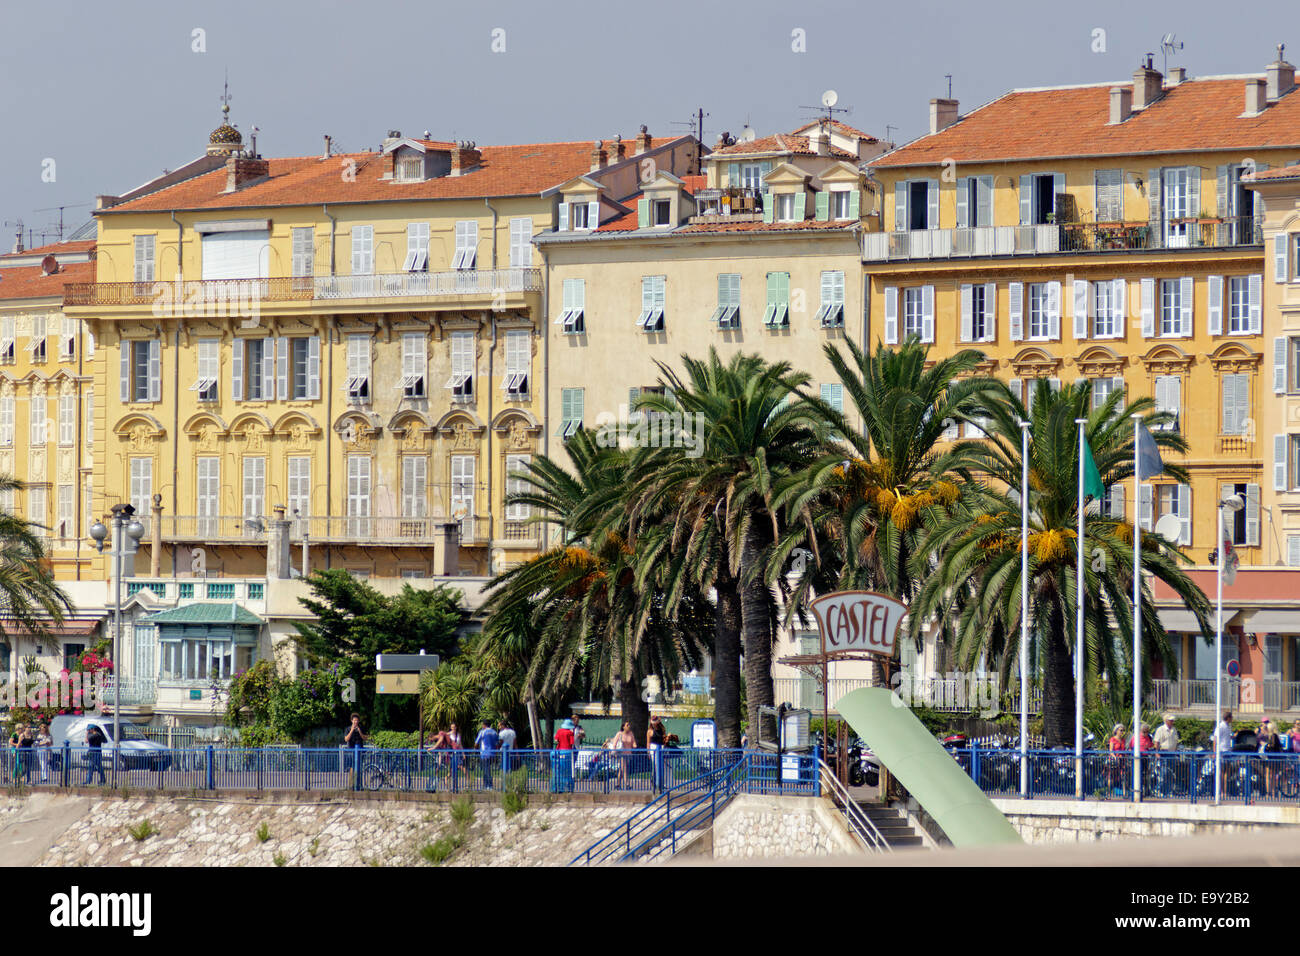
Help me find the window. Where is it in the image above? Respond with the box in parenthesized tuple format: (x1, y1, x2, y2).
(1221, 373, 1250, 435)
(652, 200, 672, 226)
(1160, 278, 1191, 336)
(502, 330, 530, 400)
(636, 276, 666, 332)
(1099, 483, 1126, 520)
(345, 335, 370, 402)
(816, 272, 845, 328)
(130, 457, 152, 521)
(0, 394, 12, 447)
(196, 457, 219, 537)
(56, 484, 73, 540)
(347, 455, 371, 536)
(569, 202, 591, 230)
(956, 176, 993, 228)
(58, 394, 74, 446)
(242, 457, 265, 531)
(559, 388, 584, 438)
(291, 227, 314, 278)
(820, 383, 844, 414)
(233, 337, 271, 401)
(968, 284, 987, 341)
(713, 273, 741, 328)
(286, 337, 320, 400)
(287, 457, 310, 535)
(775, 193, 797, 222)
(0, 317, 12, 364)
(1224, 483, 1250, 546)
(1094, 169, 1123, 222)
(740, 163, 763, 190)
(1161, 167, 1194, 247)
(453, 221, 478, 270)
(1027, 283, 1059, 340)
(1154, 484, 1192, 546)
(29, 314, 46, 363)
(831, 190, 853, 220)
(1091, 376, 1124, 411)
(396, 153, 424, 183)
(397, 333, 427, 399)
(192, 339, 219, 402)
(62, 643, 84, 673)
(903, 287, 925, 339)
(451, 455, 475, 535)
(403, 222, 429, 272)
(446, 332, 473, 401)
(557, 279, 585, 333)
(83, 391, 92, 450)
(401, 456, 427, 518)
(1019, 173, 1062, 225)
(57, 317, 74, 361)
(900, 180, 936, 230)
(27, 486, 46, 536)
(350, 226, 373, 275)
(1228, 276, 1250, 334)
(133, 235, 155, 285)
(764, 272, 790, 328)
(509, 218, 532, 269)
(160, 638, 251, 683)
(29, 394, 47, 446)
(1154, 374, 1181, 431)
(505, 454, 531, 521)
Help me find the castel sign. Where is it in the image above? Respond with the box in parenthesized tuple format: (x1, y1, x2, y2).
(809, 590, 907, 658)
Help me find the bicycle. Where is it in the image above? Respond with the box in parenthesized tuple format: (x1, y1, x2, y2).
(361, 756, 412, 792)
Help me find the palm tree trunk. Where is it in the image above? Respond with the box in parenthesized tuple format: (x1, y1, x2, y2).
(713, 576, 742, 747)
(740, 527, 775, 746)
(1042, 592, 1075, 748)
(618, 674, 650, 749)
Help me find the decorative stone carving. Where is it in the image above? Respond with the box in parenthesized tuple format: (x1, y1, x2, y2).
(402, 427, 425, 451)
(507, 419, 533, 451)
(30, 448, 45, 480)
(289, 423, 313, 450)
(242, 424, 265, 451)
(129, 424, 152, 452)
(0, 450, 12, 474)
(452, 421, 476, 450)
(197, 424, 220, 452)
(58, 449, 74, 483)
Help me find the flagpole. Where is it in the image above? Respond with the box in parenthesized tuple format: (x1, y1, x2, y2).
(1131, 413, 1142, 804)
(1075, 417, 1087, 800)
(1020, 418, 1030, 799)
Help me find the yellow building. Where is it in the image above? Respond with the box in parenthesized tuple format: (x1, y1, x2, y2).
(64, 115, 700, 583)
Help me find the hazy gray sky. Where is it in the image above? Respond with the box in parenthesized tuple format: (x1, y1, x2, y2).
(1, 0, 1296, 246)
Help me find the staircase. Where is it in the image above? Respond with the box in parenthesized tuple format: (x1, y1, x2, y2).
(857, 804, 926, 848)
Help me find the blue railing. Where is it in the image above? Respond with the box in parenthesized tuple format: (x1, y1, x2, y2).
(953, 746, 1300, 805)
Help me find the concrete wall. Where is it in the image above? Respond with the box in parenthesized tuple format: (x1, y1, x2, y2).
(992, 797, 1300, 843)
(709, 794, 860, 859)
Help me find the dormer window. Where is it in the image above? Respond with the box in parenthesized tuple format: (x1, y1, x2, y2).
(831, 190, 852, 220)
(653, 200, 672, 227)
(570, 202, 592, 230)
(396, 154, 424, 183)
(740, 163, 763, 190)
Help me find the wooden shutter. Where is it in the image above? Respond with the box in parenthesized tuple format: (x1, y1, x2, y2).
(1140, 278, 1155, 338)
(276, 336, 289, 400)
(955, 178, 969, 228)
(232, 337, 244, 401)
(1207, 275, 1223, 335)
(147, 340, 161, 402)
(982, 283, 997, 341)
(1009, 378, 1022, 404)
(883, 287, 898, 344)
(1276, 234, 1289, 282)
(977, 177, 993, 228)
(308, 336, 321, 400)
(1177, 483, 1192, 546)
(847, 188, 860, 219)
(1246, 483, 1261, 546)
(793, 192, 807, 221)
(1275, 337, 1288, 394)
(1113, 278, 1127, 328)
(1179, 276, 1193, 336)
(262, 338, 274, 398)
(926, 180, 939, 229)
(921, 285, 935, 343)
(1019, 175, 1032, 224)
(1046, 281, 1061, 339)
(1139, 483, 1154, 530)
(1148, 168, 1162, 226)
(1185, 167, 1200, 227)
(1109, 483, 1125, 519)
(558, 202, 569, 231)
(1289, 536, 1300, 567)
(894, 182, 907, 231)
(120, 346, 130, 403)
(815, 192, 830, 221)
(959, 284, 973, 342)
(588, 201, 600, 230)
(1008, 282, 1023, 341)
(1216, 165, 1229, 219)
(762, 192, 774, 225)
(1275, 434, 1289, 490)
(1249, 274, 1263, 333)
(1073, 280, 1088, 339)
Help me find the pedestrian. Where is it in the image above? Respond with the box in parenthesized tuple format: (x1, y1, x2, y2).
(475, 719, 499, 790)
(448, 721, 463, 792)
(1214, 709, 1234, 795)
(343, 713, 365, 775)
(36, 722, 52, 784)
(1152, 714, 1180, 797)
(647, 716, 668, 792)
(612, 720, 636, 791)
(552, 719, 575, 793)
(15, 724, 33, 784)
(1106, 723, 1126, 795)
(1260, 718, 1283, 796)
(424, 728, 450, 792)
(571, 715, 586, 748)
(498, 719, 517, 774)
(83, 724, 106, 786)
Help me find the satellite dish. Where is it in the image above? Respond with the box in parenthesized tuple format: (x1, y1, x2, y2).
(40, 255, 58, 276)
(1154, 513, 1182, 543)
(741, 127, 756, 142)
(822, 89, 839, 108)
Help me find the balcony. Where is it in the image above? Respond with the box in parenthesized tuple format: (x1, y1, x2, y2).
(63, 268, 542, 308)
(98, 676, 157, 708)
(1152, 678, 1300, 713)
(1219, 436, 1252, 455)
(158, 514, 492, 546)
(861, 216, 1262, 262)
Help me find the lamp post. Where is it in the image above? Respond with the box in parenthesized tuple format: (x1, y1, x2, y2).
(1214, 492, 1244, 805)
(89, 503, 146, 761)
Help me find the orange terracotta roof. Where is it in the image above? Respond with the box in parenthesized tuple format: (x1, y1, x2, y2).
(1247, 163, 1300, 181)
(675, 219, 856, 235)
(790, 119, 880, 142)
(680, 174, 707, 195)
(0, 259, 96, 301)
(103, 137, 680, 213)
(711, 133, 856, 160)
(871, 77, 1300, 168)
(0, 239, 95, 261)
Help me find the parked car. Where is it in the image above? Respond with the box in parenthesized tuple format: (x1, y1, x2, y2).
(52, 716, 172, 771)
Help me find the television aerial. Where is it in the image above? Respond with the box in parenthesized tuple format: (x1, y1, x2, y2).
(1160, 33, 1184, 75)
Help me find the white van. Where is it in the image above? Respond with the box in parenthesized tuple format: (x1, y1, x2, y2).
(52, 716, 172, 771)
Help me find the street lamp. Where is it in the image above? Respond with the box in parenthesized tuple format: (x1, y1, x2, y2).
(90, 503, 146, 764)
(1214, 492, 1244, 805)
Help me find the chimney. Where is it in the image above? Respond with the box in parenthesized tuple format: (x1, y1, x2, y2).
(223, 155, 270, 193)
(450, 141, 480, 176)
(1267, 44, 1296, 101)
(1132, 54, 1164, 109)
(589, 140, 607, 172)
(1166, 66, 1187, 87)
(1245, 77, 1268, 116)
(435, 522, 460, 576)
(383, 129, 403, 149)
(613, 135, 626, 163)
(634, 124, 652, 155)
(929, 98, 959, 135)
(808, 121, 831, 156)
(267, 505, 291, 580)
(1108, 86, 1133, 124)
(150, 494, 163, 578)
(322, 134, 332, 160)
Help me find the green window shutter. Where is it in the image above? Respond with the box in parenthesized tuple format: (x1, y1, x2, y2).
(779, 272, 790, 303)
(637, 199, 650, 229)
(729, 162, 740, 188)
(766, 272, 778, 304)
(762, 191, 774, 224)
(848, 189, 860, 219)
(815, 192, 830, 221)
(793, 192, 807, 220)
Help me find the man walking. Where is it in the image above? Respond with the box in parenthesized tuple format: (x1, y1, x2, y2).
(1153, 714, 1180, 796)
(82, 724, 106, 786)
(1214, 710, 1234, 797)
(498, 720, 516, 773)
(476, 720, 499, 790)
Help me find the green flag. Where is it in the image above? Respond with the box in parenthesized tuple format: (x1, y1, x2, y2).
(1082, 438, 1105, 501)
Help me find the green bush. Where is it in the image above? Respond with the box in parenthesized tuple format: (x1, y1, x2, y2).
(450, 796, 475, 827)
(256, 822, 271, 843)
(127, 819, 156, 841)
(419, 832, 463, 865)
(502, 769, 529, 816)
(369, 730, 419, 749)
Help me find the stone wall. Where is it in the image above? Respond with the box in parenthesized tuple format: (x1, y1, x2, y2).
(710, 795, 860, 859)
(992, 798, 1300, 844)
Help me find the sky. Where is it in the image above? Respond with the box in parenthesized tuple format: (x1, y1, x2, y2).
(1, 0, 1296, 248)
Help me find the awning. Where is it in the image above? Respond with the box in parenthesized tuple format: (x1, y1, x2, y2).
(1241, 610, 1300, 634)
(0, 619, 102, 638)
(1157, 609, 1202, 632)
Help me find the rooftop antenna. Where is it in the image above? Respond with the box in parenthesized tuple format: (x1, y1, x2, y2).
(3, 220, 24, 253)
(945, 74, 953, 99)
(884, 125, 897, 148)
(670, 107, 709, 172)
(34, 203, 90, 243)
(1160, 33, 1183, 76)
(799, 89, 851, 127)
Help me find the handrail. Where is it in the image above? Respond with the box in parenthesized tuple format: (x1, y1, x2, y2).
(620, 756, 746, 862)
(818, 759, 892, 853)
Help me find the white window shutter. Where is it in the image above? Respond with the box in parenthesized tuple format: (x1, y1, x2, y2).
(955, 178, 969, 228)
(1046, 281, 1061, 339)
(921, 285, 935, 343)
(1113, 278, 1127, 327)
(1177, 483, 1192, 546)
(894, 183, 908, 231)
(232, 337, 244, 401)
(277, 336, 288, 400)
(1275, 337, 1288, 394)
(1052, 173, 1065, 217)
(959, 284, 973, 342)
(1179, 276, 1193, 336)
(1289, 536, 1300, 566)
(982, 283, 997, 341)
(1008, 282, 1023, 341)
(1276, 234, 1289, 283)
(262, 338, 275, 397)
(147, 340, 161, 402)
(1249, 274, 1263, 334)
(977, 176, 993, 227)
(1009, 378, 1023, 404)
(884, 287, 898, 344)
(927, 180, 939, 229)
(1072, 280, 1088, 339)
(1140, 278, 1155, 338)
(308, 336, 321, 400)
(1246, 483, 1261, 547)
(1207, 275, 1223, 335)
(1019, 175, 1032, 224)
(1275, 434, 1289, 490)
(120, 347, 129, 403)
(588, 201, 600, 230)
(1139, 483, 1153, 531)
(1109, 483, 1125, 520)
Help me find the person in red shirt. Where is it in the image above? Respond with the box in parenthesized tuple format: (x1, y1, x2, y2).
(555, 719, 575, 749)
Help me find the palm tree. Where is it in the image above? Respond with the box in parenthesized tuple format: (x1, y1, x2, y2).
(630, 349, 824, 744)
(907, 378, 1213, 747)
(0, 475, 73, 661)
